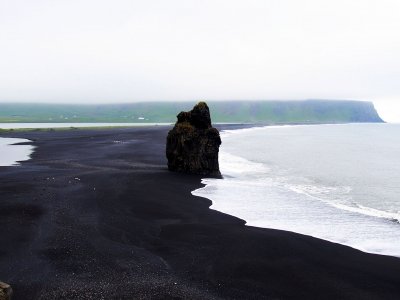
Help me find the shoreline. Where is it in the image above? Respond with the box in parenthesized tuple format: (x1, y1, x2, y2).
(204, 123, 400, 258)
(0, 137, 35, 167)
(1, 126, 400, 299)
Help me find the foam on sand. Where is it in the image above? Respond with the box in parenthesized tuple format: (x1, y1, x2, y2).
(0, 138, 34, 166)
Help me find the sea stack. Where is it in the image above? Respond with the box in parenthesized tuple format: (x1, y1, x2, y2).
(166, 102, 221, 176)
(0, 282, 12, 300)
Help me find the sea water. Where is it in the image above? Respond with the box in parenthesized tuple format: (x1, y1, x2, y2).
(0, 138, 34, 166)
(193, 123, 400, 257)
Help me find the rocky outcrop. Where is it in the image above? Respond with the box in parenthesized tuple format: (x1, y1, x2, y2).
(166, 102, 221, 176)
(0, 282, 12, 300)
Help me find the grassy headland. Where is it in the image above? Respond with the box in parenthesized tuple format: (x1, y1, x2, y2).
(0, 100, 383, 124)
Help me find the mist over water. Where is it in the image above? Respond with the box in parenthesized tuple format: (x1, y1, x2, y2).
(193, 123, 400, 257)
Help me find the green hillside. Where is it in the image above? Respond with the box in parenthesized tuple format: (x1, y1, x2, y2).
(0, 100, 383, 124)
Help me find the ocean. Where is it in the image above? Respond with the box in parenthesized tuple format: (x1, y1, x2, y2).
(193, 123, 400, 257)
(0, 137, 34, 166)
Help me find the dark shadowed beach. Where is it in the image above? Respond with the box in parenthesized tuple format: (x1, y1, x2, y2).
(1, 126, 400, 299)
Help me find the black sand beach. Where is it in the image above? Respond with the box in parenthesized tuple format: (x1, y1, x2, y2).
(1, 126, 400, 299)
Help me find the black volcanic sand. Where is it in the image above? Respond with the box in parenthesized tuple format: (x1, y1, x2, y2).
(1, 126, 400, 300)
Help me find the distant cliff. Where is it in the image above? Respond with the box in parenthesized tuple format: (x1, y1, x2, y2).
(0, 100, 383, 124)
(208, 100, 384, 124)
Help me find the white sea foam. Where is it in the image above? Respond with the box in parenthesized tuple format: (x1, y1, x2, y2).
(193, 124, 400, 257)
(334, 204, 400, 223)
(219, 151, 269, 175)
(288, 183, 400, 222)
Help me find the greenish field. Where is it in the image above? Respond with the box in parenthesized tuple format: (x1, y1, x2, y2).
(0, 100, 383, 124)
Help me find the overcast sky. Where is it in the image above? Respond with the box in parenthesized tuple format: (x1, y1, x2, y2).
(0, 0, 399, 121)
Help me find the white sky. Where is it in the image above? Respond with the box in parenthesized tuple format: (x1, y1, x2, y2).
(0, 0, 399, 121)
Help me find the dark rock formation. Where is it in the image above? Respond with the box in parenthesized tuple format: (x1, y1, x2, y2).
(0, 282, 12, 300)
(166, 102, 221, 176)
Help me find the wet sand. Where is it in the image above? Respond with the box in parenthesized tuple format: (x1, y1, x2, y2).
(1, 126, 400, 299)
